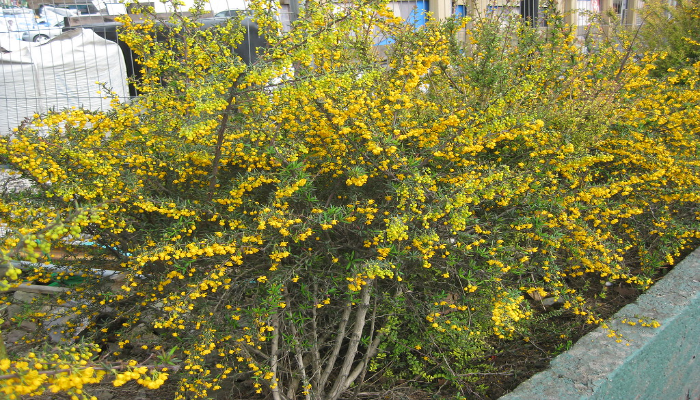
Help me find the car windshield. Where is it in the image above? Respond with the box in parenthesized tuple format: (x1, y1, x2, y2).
(56, 4, 96, 14)
(214, 10, 251, 18)
(37, 20, 64, 28)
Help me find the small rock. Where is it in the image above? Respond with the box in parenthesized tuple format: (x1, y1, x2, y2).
(4, 329, 29, 344)
(19, 320, 38, 331)
(44, 305, 89, 343)
(542, 297, 563, 307)
(91, 389, 115, 400)
(46, 314, 89, 343)
(12, 291, 37, 303)
(39, 305, 54, 313)
(5, 304, 23, 319)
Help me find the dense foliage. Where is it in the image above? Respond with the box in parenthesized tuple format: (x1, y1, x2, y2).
(636, 0, 700, 74)
(0, 0, 699, 398)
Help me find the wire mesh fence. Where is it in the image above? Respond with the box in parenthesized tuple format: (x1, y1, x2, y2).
(1, 0, 644, 135)
(0, 0, 283, 133)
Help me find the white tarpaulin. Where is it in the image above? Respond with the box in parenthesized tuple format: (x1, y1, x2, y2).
(0, 28, 128, 134)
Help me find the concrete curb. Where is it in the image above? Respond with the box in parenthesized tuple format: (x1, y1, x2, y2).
(500, 248, 700, 400)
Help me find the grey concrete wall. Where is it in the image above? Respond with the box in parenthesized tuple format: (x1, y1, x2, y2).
(501, 248, 700, 400)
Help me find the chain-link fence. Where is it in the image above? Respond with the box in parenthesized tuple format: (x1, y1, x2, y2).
(1, 0, 288, 133)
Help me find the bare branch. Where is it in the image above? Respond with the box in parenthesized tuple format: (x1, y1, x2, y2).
(349, 292, 381, 398)
(288, 312, 311, 400)
(328, 280, 374, 400)
(318, 299, 352, 392)
(270, 312, 283, 400)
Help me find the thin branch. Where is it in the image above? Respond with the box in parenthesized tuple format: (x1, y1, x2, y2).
(309, 287, 322, 383)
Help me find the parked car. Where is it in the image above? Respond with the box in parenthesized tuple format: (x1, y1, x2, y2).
(1, 8, 37, 41)
(22, 21, 65, 43)
(0, 8, 37, 30)
(0, 6, 35, 17)
(214, 9, 251, 18)
(62, 12, 268, 95)
(53, 2, 100, 15)
(0, 17, 24, 41)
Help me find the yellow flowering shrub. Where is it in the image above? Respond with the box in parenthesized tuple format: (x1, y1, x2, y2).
(0, 0, 699, 398)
